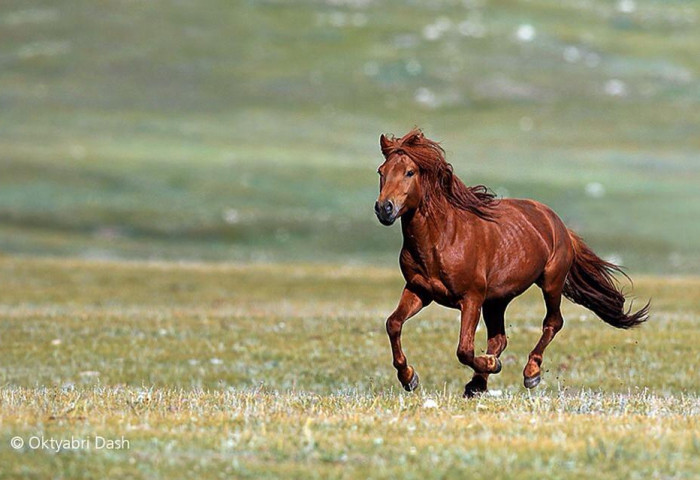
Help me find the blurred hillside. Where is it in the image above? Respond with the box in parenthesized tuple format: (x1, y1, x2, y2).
(0, 0, 698, 272)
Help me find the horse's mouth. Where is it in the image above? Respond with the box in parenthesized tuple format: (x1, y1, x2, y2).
(376, 213, 397, 226)
(375, 200, 399, 225)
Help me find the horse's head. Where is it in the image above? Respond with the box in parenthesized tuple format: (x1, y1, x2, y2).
(374, 134, 422, 226)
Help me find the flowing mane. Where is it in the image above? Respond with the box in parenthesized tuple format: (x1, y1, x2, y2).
(380, 128, 498, 219)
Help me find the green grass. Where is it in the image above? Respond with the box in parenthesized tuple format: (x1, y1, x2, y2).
(3, 387, 700, 479)
(1, 257, 699, 478)
(1, 1, 699, 271)
(2, 2, 700, 475)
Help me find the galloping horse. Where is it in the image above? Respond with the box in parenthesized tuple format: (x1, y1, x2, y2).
(374, 129, 649, 397)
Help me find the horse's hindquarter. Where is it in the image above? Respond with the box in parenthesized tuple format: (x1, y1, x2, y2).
(482, 199, 571, 300)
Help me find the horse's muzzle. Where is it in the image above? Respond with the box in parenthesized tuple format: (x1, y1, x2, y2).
(375, 200, 397, 226)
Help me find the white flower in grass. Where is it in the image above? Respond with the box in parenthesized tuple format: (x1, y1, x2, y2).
(617, 0, 636, 14)
(434, 17, 452, 33)
(423, 24, 442, 41)
(223, 209, 240, 224)
(585, 182, 605, 198)
(563, 46, 581, 63)
(458, 20, 486, 38)
(423, 398, 438, 409)
(414, 87, 439, 108)
(405, 59, 422, 76)
(422, 17, 452, 41)
(604, 79, 627, 97)
(516, 24, 536, 42)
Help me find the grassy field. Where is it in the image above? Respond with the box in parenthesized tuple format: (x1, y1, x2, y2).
(2, 1, 700, 478)
(1, 256, 699, 478)
(1, 0, 699, 272)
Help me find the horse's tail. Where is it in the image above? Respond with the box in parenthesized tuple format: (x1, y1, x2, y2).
(563, 230, 649, 329)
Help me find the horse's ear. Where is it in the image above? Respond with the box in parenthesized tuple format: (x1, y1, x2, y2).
(380, 134, 391, 152)
(403, 128, 423, 145)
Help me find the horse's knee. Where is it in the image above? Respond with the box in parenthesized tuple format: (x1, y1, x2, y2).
(552, 321, 563, 334)
(456, 347, 475, 366)
(385, 316, 402, 337)
(545, 314, 564, 334)
(490, 334, 507, 355)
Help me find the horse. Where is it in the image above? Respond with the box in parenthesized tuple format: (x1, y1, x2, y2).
(374, 128, 649, 397)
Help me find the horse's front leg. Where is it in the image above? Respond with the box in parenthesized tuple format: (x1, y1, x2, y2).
(386, 286, 427, 391)
(456, 296, 502, 396)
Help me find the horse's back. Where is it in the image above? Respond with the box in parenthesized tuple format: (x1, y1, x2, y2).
(496, 198, 571, 249)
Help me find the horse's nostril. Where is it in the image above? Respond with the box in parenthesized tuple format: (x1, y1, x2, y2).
(384, 202, 393, 214)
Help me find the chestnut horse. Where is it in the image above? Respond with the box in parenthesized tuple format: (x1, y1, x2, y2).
(374, 129, 649, 397)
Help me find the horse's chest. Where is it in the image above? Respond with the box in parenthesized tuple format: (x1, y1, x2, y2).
(401, 248, 464, 305)
(407, 271, 459, 305)
(427, 278, 453, 301)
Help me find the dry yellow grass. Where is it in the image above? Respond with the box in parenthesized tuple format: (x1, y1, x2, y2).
(1, 257, 699, 478)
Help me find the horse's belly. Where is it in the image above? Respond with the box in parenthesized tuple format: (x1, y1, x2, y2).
(486, 258, 546, 300)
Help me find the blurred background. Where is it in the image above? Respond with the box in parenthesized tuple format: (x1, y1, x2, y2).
(1, 0, 698, 273)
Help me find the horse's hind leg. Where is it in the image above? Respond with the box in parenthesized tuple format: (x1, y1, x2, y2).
(464, 299, 510, 398)
(523, 276, 565, 389)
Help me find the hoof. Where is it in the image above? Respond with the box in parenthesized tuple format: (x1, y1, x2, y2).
(463, 377, 488, 398)
(492, 357, 502, 374)
(524, 374, 541, 389)
(403, 367, 420, 392)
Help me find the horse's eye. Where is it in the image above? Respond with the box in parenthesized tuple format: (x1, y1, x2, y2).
(406, 170, 415, 177)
